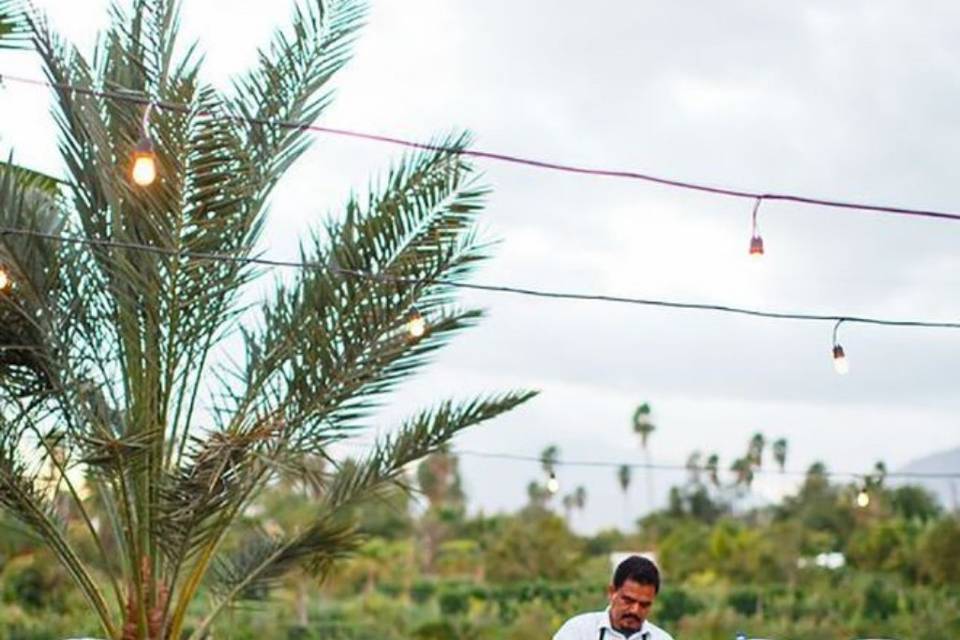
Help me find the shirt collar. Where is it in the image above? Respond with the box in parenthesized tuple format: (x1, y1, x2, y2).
(597, 608, 651, 639)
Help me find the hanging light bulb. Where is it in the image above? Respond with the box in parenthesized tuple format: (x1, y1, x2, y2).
(748, 197, 764, 260)
(546, 471, 560, 495)
(131, 136, 157, 186)
(0, 266, 10, 291)
(856, 486, 870, 508)
(832, 320, 849, 375)
(833, 345, 849, 375)
(406, 307, 426, 339)
(130, 103, 157, 187)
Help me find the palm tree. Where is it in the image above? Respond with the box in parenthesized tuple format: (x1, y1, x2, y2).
(617, 464, 631, 530)
(0, 2, 535, 638)
(632, 402, 656, 511)
(561, 493, 575, 524)
(685, 451, 702, 485)
(873, 460, 888, 486)
(617, 464, 631, 494)
(540, 444, 560, 499)
(772, 438, 788, 473)
(574, 485, 587, 514)
(731, 457, 755, 490)
(748, 432, 766, 467)
(632, 403, 655, 449)
(540, 444, 560, 476)
(705, 453, 720, 488)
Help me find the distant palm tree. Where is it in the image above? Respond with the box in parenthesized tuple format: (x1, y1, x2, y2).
(705, 453, 720, 487)
(561, 493, 575, 523)
(617, 464, 632, 494)
(873, 460, 888, 485)
(617, 464, 632, 531)
(731, 457, 755, 490)
(632, 403, 655, 449)
(632, 403, 656, 511)
(540, 444, 560, 477)
(772, 438, 788, 473)
(686, 451, 702, 485)
(574, 485, 587, 513)
(748, 432, 766, 467)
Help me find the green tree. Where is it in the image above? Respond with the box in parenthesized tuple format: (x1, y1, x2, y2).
(918, 516, 960, 585)
(888, 485, 941, 522)
(484, 511, 581, 583)
(0, 2, 535, 638)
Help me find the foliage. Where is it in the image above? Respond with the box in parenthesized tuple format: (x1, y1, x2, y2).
(0, 1, 536, 638)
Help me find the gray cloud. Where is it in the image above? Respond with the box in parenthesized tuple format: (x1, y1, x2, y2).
(7, 0, 960, 532)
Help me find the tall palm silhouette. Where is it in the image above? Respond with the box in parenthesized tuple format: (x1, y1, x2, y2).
(773, 438, 788, 473)
(632, 403, 656, 512)
(617, 464, 632, 530)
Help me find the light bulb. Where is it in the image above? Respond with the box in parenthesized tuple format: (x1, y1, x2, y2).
(856, 488, 870, 508)
(131, 136, 157, 186)
(749, 235, 764, 260)
(0, 267, 9, 291)
(546, 472, 560, 495)
(832, 345, 849, 375)
(406, 309, 426, 338)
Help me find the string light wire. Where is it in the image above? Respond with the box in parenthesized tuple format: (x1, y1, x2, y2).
(1, 225, 959, 332)
(3, 71, 960, 223)
(334, 440, 960, 481)
(1, 79, 955, 485)
(450, 448, 960, 481)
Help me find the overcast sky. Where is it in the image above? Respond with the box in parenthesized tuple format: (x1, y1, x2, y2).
(2, 0, 959, 532)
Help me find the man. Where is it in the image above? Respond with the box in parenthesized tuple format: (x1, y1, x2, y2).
(553, 555, 673, 640)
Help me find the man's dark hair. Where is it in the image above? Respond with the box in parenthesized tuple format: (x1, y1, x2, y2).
(612, 555, 660, 593)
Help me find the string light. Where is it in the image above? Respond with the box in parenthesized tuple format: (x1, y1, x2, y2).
(1, 225, 959, 338)
(749, 197, 764, 260)
(0, 265, 10, 291)
(3, 72, 960, 223)
(832, 320, 850, 375)
(130, 103, 157, 187)
(546, 471, 560, 495)
(856, 485, 870, 508)
(406, 307, 426, 339)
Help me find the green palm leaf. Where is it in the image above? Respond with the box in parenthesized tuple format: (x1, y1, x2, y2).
(0, 2, 536, 638)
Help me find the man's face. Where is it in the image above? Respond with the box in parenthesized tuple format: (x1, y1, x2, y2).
(607, 579, 656, 632)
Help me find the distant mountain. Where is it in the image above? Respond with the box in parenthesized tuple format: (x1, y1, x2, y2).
(892, 446, 960, 511)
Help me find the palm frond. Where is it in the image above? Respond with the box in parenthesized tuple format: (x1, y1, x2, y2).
(234, 136, 488, 444)
(210, 517, 357, 602)
(326, 392, 537, 511)
(230, 0, 365, 202)
(199, 391, 534, 630)
(0, 162, 67, 396)
(0, 0, 27, 49)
